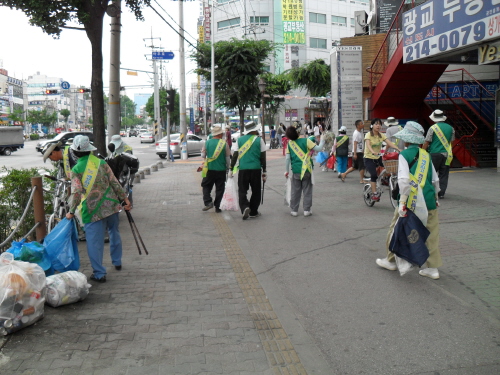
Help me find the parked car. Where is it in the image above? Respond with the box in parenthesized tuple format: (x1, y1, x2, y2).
(128, 130, 138, 137)
(120, 130, 126, 137)
(140, 132, 154, 143)
(156, 133, 205, 158)
(36, 131, 94, 153)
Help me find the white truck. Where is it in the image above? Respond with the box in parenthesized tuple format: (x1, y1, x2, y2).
(0, 126, 24, 155)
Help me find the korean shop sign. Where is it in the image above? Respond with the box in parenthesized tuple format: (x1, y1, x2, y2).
(403, 1, 500, 63)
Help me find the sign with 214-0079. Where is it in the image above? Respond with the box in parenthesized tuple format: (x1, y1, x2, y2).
(403, 1, 500, 64)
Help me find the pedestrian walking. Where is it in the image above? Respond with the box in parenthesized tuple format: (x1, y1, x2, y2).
(364, 118, 402, 201)
(201, 125, 231, 213)
(276, 123, 285, 148)
(332, 126, 349, 178)
(340, 120, 366, 183)
(384, 117, 404, 153)
(376, 121, 443, 280)
(314, 121, 322, 142)
(285, 126, 325, 217)
(423, 109, 455, 199)
(229, 122, 267, 220)
(65, 135, 131, 282)
(225, 126, 233, 150)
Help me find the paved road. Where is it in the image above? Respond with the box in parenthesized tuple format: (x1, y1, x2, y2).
(0, 147, 499, 374)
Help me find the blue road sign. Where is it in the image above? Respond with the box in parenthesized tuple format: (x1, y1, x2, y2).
(61, 81, 70, 90)
(152, 51, 175, 60)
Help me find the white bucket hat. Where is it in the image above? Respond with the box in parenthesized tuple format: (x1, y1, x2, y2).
(429, 109, 447, 122)
(70, 135, 97, 152)
(211, 125, 223, 136)
(384, 117, 399, 126)
(339, 126, 347, 134)
(243, 121, 261, 135)
(110, 134, 123, 149)
(393, 121, 425, 145)
(42, 141, 62, 163)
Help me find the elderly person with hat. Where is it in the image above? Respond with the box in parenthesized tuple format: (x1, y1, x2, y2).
(109, 134, 133, 156)
(66, 135, 131, 283)
(331, 126, 349, 177)
(384, 117, 405, 153)
(423, 109, 455, 199)
(376, 121, 442, 280)
(200, 125, 231, 212)
(43, 141, 79, 180)
(229, 121, 267, 220)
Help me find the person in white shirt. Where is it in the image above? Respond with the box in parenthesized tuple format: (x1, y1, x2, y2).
(340, 120, 365, 183)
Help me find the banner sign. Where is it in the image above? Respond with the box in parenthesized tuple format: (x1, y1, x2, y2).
(281, 0, 305, 44)
(403, 1, 500, 63)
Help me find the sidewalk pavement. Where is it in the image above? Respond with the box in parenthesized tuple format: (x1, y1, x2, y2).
(1, 149, 500, 374)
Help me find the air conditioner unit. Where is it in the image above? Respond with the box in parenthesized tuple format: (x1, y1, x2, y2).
(354, 10, 368, 36)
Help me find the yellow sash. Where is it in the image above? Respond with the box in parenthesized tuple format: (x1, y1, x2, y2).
(63, 147, 72, 179)
(238, 135, 256, 160)
(202, 139, 225, 178)
(431, 124, 453, 165)
(407, 149, 430, 212)
(288, 140, 312, 179)
(336, 136, 348, 149)
(75, 154, 100, 223)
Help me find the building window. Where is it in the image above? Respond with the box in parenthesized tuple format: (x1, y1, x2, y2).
(217, 17, 241, 30)
(310, 38, 327, 49)
(351, 18, 355, 27)
(332, 15, 347, 26)
(250, 16, 269, 25)
(310, 12, 327, 24)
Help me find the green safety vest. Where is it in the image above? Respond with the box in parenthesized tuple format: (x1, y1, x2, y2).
(238, 134, 262, 170)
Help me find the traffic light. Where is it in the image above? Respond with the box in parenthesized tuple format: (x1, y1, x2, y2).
(78, 88, 91, 93)
(45, 89, 58, 94)
(167, 89, 175, 112)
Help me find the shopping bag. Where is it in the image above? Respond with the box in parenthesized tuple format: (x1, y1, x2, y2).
(219, 178, 240, 211)
(284, 178, 291, 206)
(0, 253, 46, 335)
(326, 155, 336, 170)
(315, 152, 329, 164)
(6, 240, 53, 276)
(45, 271, 91, 307)
(43, 218, 80, 273)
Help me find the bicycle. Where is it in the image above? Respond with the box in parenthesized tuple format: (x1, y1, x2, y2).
(363, 155, 399, 208)
(43, 174, 71, 233)
(269, 138, 279, 149)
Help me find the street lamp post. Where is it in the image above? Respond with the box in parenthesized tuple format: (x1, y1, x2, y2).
(258, 77, 267, 145)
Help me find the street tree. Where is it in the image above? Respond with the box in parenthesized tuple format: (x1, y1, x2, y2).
(287, 59, 332, 129)
(0, 0, 151, 154)
(26, 108, 57, 128)
(145, 89, 180, 132)
(60, 108, 71, 125)
(191, 38, 277, 131)
(7, 108, 25, 124)
(261, 72, 292, 126)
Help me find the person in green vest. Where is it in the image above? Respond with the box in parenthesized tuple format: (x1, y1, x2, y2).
(423, 109, 455, 199)
(376, 121, 443, 280)
(285, 126, 325, 217)
(110, 134, 133, 156)
(229, 122, 267, 220)
(331, 126, 349, 177)
(200, 125, 231, 213)
(66, 135, 131, 283)
(384, 116, 404, 153)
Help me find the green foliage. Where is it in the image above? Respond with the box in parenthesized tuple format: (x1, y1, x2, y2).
(0, 167, 54, 249)
(60, 108, 71, 123)
(145, 89, 180, 130)
(191, 38, 278, 128)
(7, 108, 25, 124)
(30, 134, 39, 140)
(261, 72, 292, 125)
(26, 108, 57, 128)
(287, 59, 330, 97)
(47, 133, 57, 139)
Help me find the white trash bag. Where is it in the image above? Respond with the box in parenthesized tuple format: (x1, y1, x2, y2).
(284, 178, 291, 206)
(220, 178, 240, 211)
(45, 271, 91, 307)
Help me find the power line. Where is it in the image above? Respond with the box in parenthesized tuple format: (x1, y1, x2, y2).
(153, 0, 199, 46)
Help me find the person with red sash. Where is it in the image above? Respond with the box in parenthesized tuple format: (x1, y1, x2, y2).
(331, 126, 349, 178)
(200, 125, 231, 213)
(229, 122, 267, 220)
(66, 135, 131, 283)
(376, 122, 443, 280)
(423, 109, 455, 199)
(285, 126, 325, 217)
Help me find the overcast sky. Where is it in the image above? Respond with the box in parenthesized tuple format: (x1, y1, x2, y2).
(0, 2, 201, 102)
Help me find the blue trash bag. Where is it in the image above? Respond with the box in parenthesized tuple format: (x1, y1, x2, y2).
(315, 151, 329, 164)
(6, 239, 54, 276)
(43, 218, 80, 272)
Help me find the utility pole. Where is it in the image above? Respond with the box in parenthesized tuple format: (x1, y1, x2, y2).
(166, 78, 172, 161)
(210, 0, 215, 129)
(179, 0, 188, 160)
(108, 0, 122, 141)
(144, 32, 161, 142)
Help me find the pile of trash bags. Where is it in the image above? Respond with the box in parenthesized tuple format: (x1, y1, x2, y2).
(46, 271, 90, 308)
(0, 253, 46, 335)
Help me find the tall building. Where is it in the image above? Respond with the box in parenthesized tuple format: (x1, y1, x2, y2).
(207, 0, 370, 125)
(0, 69, 24, 125)
(134, 93, 152, 115)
